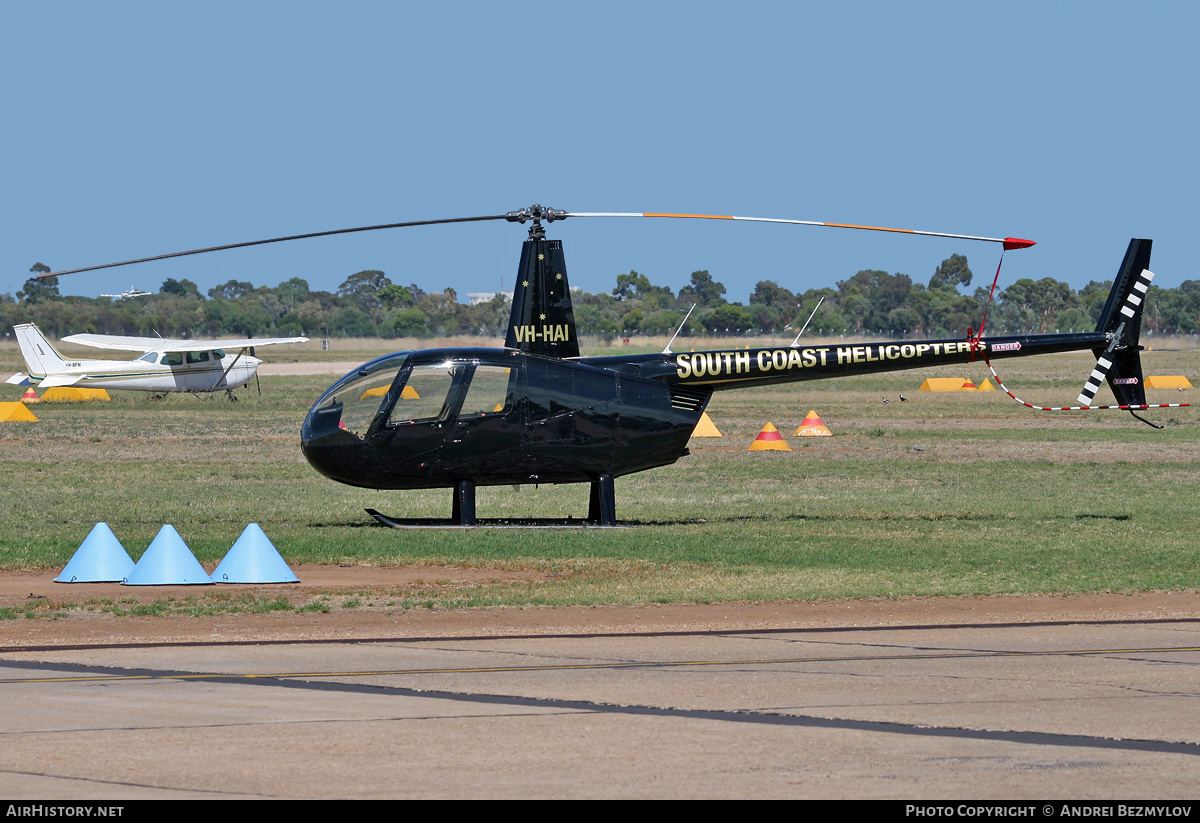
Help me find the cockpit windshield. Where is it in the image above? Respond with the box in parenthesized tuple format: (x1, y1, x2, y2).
(313, 353, 410, 439)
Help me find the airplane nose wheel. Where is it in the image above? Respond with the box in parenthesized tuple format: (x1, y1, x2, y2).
(225, 389, 238, 402)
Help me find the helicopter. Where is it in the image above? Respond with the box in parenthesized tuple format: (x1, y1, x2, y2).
(40, 205, 1184, 526)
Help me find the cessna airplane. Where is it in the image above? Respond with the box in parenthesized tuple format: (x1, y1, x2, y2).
(7, 324, 307, 397)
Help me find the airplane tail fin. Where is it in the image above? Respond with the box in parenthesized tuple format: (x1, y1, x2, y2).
(1076, 239, 1152, 407)
(14, 324, 67, 377)
(504, 237, 580, 358)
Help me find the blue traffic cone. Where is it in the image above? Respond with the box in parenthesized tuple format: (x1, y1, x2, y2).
(211, 523, 299, 583)
(55, 523, 135, 583)
(123, 525, 212, 585)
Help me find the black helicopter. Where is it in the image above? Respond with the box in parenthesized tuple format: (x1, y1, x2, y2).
(42, 205, 1177, 526)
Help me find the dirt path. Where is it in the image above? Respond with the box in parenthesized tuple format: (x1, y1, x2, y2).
(3, 564, 1198, 648)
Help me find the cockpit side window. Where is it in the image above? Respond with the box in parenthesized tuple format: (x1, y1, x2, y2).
(386, 364, 458, 425)
(160, 353, 183, 367)
(458, 366, 514, 418)
(185, 351, 209, 364)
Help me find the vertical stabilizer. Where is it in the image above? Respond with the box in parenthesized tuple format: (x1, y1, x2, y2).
(14, 324, 66, 377)
(1077, 240, 1153, 407)
(504, 238, 580, 358)
(1095, 239, 1152, 343)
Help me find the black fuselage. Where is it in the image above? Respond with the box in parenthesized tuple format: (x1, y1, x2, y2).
(300, 331, 1108, 492)
(300, 347, 705, 490)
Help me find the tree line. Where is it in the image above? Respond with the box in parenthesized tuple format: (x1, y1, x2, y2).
(6, 255, 1199, 341)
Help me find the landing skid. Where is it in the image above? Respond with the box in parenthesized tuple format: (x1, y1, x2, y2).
(366, 474, 626, 529)
(364, 509, 630, 529)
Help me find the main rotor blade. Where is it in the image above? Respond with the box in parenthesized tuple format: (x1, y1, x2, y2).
(41, 213, 511, 278)
(567, 212, 1035, 250)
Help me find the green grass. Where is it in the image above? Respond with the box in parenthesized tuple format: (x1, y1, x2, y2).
(1, 345, 1197, 610)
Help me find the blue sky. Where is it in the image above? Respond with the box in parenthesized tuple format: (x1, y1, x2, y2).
(4, 1, 1197, 304)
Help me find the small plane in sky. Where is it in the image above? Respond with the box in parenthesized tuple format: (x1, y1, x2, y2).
(7, 324, 307, 399)
(100, 287, 154, 300)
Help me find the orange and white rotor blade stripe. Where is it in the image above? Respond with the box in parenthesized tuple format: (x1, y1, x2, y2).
(567, 212, 1035, 250)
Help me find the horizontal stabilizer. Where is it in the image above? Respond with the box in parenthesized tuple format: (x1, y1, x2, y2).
(5, 373, 30, 386)
(40, 374, 85, 388)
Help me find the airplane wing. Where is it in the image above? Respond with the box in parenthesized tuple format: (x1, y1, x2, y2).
(157, 336, 308, 353)
(60, 334, 308, 353)
(60, 333, 169, 352)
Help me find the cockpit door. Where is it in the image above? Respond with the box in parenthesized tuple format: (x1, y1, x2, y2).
(436, 363, 523, 477)
(363, 360, 523, 483)
(368, 362, 462, 474)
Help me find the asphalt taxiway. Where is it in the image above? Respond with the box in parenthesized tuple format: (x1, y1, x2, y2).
(2, 613, 1198, 798)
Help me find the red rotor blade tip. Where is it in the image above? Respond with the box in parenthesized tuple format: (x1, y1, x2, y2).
(1003, 237, 1036, 250)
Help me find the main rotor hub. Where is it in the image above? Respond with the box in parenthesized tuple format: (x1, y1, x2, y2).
(505, 204, 568, 239)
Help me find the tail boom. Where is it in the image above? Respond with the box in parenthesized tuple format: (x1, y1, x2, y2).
(584, 332, 1106, 390)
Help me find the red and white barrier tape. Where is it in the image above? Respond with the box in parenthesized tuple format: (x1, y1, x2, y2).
(980, 353, 1189, 411)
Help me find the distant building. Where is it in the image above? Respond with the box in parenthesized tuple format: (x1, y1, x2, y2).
(468, 288, 579, 305)
(467, 292, 513, 305)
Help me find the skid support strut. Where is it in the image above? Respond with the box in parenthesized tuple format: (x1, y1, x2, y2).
(451, 480, 476, 526)
(588, 474, 616, 526)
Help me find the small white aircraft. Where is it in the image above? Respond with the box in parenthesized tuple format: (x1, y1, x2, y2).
(100, 286, 154, 300)
(7, 323, 308, 398)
